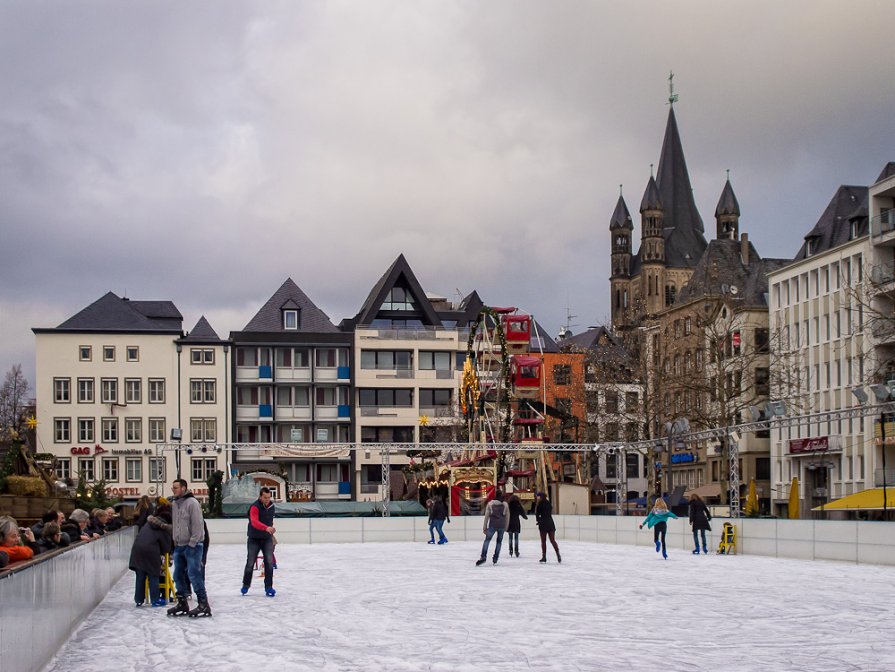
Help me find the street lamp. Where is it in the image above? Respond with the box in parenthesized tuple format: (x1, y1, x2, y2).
(852, 383, 893, 520)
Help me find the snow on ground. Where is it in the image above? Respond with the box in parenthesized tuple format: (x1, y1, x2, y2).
(43, 540, 895, 672)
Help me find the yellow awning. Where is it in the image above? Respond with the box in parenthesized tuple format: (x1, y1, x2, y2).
(812, 487, 895, 511)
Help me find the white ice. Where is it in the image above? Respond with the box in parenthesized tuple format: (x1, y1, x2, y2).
(43, 540, 895, 672)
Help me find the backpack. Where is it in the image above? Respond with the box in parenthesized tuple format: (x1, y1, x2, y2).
(489, 500, 507, 527)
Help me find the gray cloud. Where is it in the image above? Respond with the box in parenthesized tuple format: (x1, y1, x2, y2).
(2, 0, 895, 386)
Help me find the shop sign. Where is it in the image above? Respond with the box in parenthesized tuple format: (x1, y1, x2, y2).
(671, 452, 697, 464)
(110, 448, 153, 456)
(789, 436, 830, 454)
(105, 487, 140, 497)
(71, 445, 107, 455)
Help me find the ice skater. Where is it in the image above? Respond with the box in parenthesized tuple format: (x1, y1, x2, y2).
(167, 479, 211, 617)
(427, 496, 450, 544)
(535, 491, 561, 564)
(640, 497, 678, 560)
(242, 486, 277, 597)
(475, 489, 509, 566)
(129, 504, 172, 607)
(506, 493, 527, 558)
(688, 492, 712, 555)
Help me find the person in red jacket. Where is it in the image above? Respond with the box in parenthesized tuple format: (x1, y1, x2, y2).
(0, 516, 38, 562)
(241, 487, 277, 597)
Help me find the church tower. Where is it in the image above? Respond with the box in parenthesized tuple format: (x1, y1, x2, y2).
(640, 174, 665, 316)
(715, 176, 741, 240)
(610, 190, 633, 328)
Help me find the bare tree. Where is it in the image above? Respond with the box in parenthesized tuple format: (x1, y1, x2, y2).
(0, 364, 31, 443)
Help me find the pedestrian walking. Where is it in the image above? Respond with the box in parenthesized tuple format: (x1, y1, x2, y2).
(688, 493, 712, 555)
(475, 489, 509, 566)
(242, 486, 277, 597)
(640, 497, 679, 560)
(534, 492, 561, 564)
(506, 493, 528, 558)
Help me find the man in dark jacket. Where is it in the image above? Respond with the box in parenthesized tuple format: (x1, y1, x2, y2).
(242, 487, 276, 597)
(168, 479, 210, 617)
(427, 496, 450, 545)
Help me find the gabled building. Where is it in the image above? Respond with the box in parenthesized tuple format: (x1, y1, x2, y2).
(230, 278, 353, 501)
(32, 293, 229, 502)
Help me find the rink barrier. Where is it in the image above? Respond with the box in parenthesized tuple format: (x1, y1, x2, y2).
(0, 527, 136, 672)
(206, 515, 895, 565)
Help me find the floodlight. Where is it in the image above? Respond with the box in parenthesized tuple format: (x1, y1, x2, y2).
(871, 384, 892, 403)
(730, 430, 742, 444)
(767, 401, 787, 417)
(852, 386, 869, 404)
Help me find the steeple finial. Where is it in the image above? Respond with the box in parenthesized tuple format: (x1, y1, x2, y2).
(667, 71, 679, 106)
(650, 163, 654, 178)
(619, 184, 623, 196)
(726, 168, 730, 181)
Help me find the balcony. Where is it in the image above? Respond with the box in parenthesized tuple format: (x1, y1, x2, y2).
(236, 405, 274, 422)
(871, 319, 895, 345)
(316, 366, 349, 382)
(315, 481, 351, 500)
(315, 405, 351, 421)
(356, 326, 469, 343)
(276, 406, 312, 421)
(275, 367, 312, 382)
(871, 260, 895, 296)
(871, 210, 895, 239)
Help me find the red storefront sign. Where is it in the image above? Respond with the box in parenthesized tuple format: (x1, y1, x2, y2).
(788, 436, 830, 454)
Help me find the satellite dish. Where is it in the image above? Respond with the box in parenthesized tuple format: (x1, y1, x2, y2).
(729, 285, 739, 295)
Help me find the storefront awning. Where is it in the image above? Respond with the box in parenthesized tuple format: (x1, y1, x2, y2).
(684, 483, 722, 499)
(811, 487, 895, 511)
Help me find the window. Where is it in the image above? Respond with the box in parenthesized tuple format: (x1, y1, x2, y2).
(283, 309, 299, 330)
(358, 388, 412, 407)
(605, 454, 618, 479)
(191, 348, 215, 365)
(78, 378, 94, 403)
(276, 348, 309, 368)
(695, 350, 703, 371)
(149, 418, 166, 443)
(556, 398, 572, 415)
(624, 422, 638, 441)
(755, 457, 771, 481)
(626, 453, 639, 478)
(360, 426, 414, 443)
(236, 348, 257, 366)
(190, 379, 216, 403)
(418, 351, 451, 371)
(684, 317, 692, 335)
(605, 391, 619, 414)
(126, 457, 142, 483)
(149, 457, 166, 483)
(125, 418, 142, 443)
(625, 391, 639, 411)
(102, 417, 118, 442)
(54, 378, 71, 403)
(361, 350, 412, 370)
(55, 458, 71, 481)
(755, 328, 769, 354)
(191, 457, 218, 482)
(316, 387, 349, 406)
(604, 422, 619, 441)
(553, 364, 571, 385)
(148, 379, 165, 403)
(419, 389, 451, 407)
(102, 457, 119, 482)
(54, 418, 71, 443)
(78, 418, 94, 443)
(101, 378, 118, 404)
(103, 346, 115, 362)
(79, 345, 92, 361)
(78, 458, 95, 482)
(190, 418, 217, 442)
(126, 346, 139, 362)
(315, 348, 348, 368)
(125, 378, 142, 404)
(380, 286, 416, 311)
(755, 368, 770, 396)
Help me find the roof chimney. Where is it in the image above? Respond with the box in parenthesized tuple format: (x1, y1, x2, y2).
(740, 232, 749, 266)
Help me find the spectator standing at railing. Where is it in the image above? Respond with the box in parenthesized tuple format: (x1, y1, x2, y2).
(86, 508, 109, 537)
(105, 507, 123, 532)
(0, 516, 39, 562)
(62, 509, 98, 542)
(36, 522, 69, 554)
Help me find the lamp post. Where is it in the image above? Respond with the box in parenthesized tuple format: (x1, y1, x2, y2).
(852, 384, 891, 521)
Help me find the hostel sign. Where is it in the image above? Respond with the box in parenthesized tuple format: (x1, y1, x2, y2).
(788, 436, 830, 454)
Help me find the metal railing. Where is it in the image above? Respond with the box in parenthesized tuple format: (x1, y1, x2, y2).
(871, 210, 895, 238)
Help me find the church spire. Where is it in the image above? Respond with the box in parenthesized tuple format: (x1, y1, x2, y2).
(715, 173, 741, 240)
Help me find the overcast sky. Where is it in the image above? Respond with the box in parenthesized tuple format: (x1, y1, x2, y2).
(2, 1, 895, 387)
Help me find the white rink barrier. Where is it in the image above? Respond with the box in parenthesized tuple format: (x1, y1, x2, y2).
(0, 527, 136, 672)
(208, 515, 895, 566)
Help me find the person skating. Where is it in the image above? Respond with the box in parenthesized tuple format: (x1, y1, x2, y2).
(640, 497, 679, 560)
(535, 492, 561, 564)
(688, 492, 712, 555)
(242, 486, 277, 597)
(167, 479, 211, 617)
(427, 496, 450, 545)
(506, 493, 528, 558)
(475, 489, 509, 566)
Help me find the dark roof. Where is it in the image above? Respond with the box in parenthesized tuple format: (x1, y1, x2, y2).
(353, 254, 442, 327)
(793, 185, 868, 261)
(531, 321, 560, 353)
(181, 316, 223, 342)
(639, 176, 662, 212)
(631, 107, 708, 273)
(676, 239, 785, 307)
(715, 179, 740, 217)
(560, 325, 619, 350)
(434, 290, 484, 326)
(53, 292, 183, 332)
(610, 194, 633, 230)
(242, 278, 338, 333)
(876, 162, 895, 184)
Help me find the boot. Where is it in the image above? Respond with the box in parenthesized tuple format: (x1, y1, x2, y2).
(539, 556, 547, 563)
(188, 599, 212, 618)
(166, 595, 189, 617)
(703, 545, 708, 555)
(475, 557, 486, 566)
(692, 549, 700, 555)
(556, 551, 562, 564)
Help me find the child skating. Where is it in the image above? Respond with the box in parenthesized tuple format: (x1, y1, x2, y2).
(639, 497, 678, 559)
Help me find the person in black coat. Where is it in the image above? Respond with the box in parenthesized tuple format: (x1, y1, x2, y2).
(505, 494, 528, 558)
(129, 505, 173, 607)
(688, 493, 712, 555)
(535, 492, 561, 564)
(36, 522, 70, 554)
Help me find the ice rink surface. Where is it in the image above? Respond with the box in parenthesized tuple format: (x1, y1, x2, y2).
(43, 540, 895, 672)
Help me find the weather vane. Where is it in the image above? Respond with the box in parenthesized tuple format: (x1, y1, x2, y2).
(667, 71, 679, 106)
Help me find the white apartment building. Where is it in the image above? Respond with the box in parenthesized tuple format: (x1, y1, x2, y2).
(33, 294, 229, 502)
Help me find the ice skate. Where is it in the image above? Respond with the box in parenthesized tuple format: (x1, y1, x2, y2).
(166, 595, 190, 617)
(692, 549, 700, 555)
(240, 586, 249, 595)
(265, 588, 276, 597)
(556, 552, 562, 564)
(427, 540, 436, 544)
(475, 557, 486, 566)
(539, 556, 547, 563)
(188, 600, 212, 617)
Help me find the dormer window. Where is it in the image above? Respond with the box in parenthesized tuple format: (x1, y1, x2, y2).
(806, 238, 817, 257)
(850, 220, 860, 240)
(283, 309, 299, 330)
